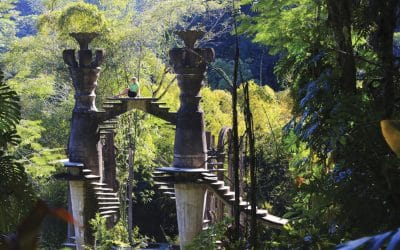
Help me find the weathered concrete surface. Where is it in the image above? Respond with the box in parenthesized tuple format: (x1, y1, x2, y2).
(69, 181, 85, 250)
(174, 184, 206, 247)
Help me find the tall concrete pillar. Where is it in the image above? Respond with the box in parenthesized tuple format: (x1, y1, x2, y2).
(168, 30, 215, 249)
(62, 32, 105, 247)
(64, 32, 103, 174)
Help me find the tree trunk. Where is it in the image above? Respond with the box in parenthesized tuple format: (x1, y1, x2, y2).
(127, 142, 135, 245)
(232, 0, 241, 242)
(326, 0, 357, 94)
(375, 0, 397, 118)
(244, 82, 258, 249)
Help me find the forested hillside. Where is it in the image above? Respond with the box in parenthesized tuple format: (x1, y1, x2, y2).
(0, 0, 399, 249)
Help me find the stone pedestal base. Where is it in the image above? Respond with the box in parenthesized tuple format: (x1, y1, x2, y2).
(69, 181, 85, 250)
(174, 183, 206, 248)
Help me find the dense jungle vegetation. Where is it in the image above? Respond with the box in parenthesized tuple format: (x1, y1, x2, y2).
(0, 0, 400, 249)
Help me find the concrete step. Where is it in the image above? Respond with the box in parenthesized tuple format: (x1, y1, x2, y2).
(98, 201, 120, 206)
(163, 192, 175, 196)
(91, 182, 107, 186)
(102, 122, 118, 126)
(153, 171, 166, 175)
(261, 214, 289, 226)
(97, 197, 119, 201)
(224, 191, 235, 198)
(217, 186, 230, 193)
(239, 201, 249, 206)
(93, 187, 114, 192)
(101, 214, 114, 219)
(84, 174, 100, 180)
(96, 192, 118, 196)
(154, 181, 169, 185)
(244, 207, 268, 216)
(99, 210, 118, 216)
(201, 172, 217, 178)
(63, 242, 76, 248)
(209, 181, 225, 187)
(158, 186, 174, 191)
(99, 125, 116, 130)
(208, 162, 224, 166)
(256, 209, 268, 216)
(99, 206, 120, 210)
(208, 168, 226, 173)
(100, 130, 113, 134)
(203, 176, 219, 182)
(82, 169, 92, 174)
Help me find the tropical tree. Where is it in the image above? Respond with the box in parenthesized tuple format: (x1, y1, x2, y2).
(0, 69, 35, 233)
(0, 0, 18, 55)
(240, 0, 400, 247)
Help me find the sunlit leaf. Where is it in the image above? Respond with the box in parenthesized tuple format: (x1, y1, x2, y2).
(380, 120, 400, 157)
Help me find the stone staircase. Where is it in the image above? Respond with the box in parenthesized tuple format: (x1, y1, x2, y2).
(152, 170, 288, 229)
(91, 180, 120, 219)
(154, 175, 176, 200)
(76, 168, 120, 220)
(202, 172, 288, 229)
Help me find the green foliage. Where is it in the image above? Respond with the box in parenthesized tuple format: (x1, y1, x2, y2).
(0, 150, 35, 233)
(0, 71, 20, 148)
(208, 58, 253, 90)
(202, 87, 235, 136)
(395, 32, 400, 53)
(37, 174, 67, 249)
(57, 2, 108, 36)
(3, 31, 73, 147)
(185, 218, 234, 250)
(12, 118, 65, 248)
(240, 0, 400, 248)
(90, 213, 144, 249)
(0, 69, 35, 233)
(0, 0, 17, 54)
(14, 119, 65, 178)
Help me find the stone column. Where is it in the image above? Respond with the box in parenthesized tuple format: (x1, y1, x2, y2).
(69, 181, 85, 250)
(64, 32, 104, 174)
(63, 32, 105, 247)
(169, 30, 214, 249)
